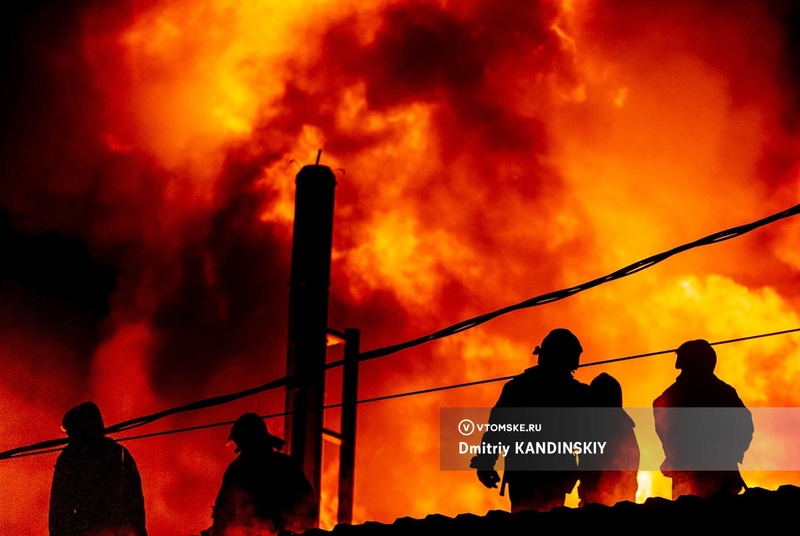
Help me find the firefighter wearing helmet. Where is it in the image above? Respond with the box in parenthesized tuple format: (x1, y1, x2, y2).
(653, 339, 754, 498)
(202, 413, 317, 536)
(470, 328, 591, 512)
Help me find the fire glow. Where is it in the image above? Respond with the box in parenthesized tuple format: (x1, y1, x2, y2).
(2, 0, 800, 534)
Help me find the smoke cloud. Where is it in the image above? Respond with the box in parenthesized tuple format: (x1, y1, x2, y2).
(2, 0, 800, 534)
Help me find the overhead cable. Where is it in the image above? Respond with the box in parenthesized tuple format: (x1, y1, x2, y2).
(30, 202, 800, 453)
(4, 326, 797, 460)
(5, 204, 799, 460)
(350, 203, 800, 364)
(0, 375, 291, 460)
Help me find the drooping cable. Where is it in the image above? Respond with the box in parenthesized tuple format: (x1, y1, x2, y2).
(4, 204, 799, 460)
(349, 203, 800, 364)
(0, 375, 291, 460)
(4, 326, 797, 460)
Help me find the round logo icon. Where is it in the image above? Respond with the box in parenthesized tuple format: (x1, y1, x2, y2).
(458, 418, 475, 436)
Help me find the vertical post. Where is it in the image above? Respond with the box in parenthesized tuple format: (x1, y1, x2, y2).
(338, 328, 360, 525)
(285, 162, 337, 524)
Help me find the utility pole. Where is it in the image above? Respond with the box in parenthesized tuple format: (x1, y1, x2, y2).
(338, 327, 360, 524)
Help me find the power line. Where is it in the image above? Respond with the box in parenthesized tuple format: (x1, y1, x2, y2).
(582, 326, 800, 368)
(347, 202, 800, 364)
(104, 375, 291, 434)
(5, 204, 799, 460)
(350, 325, 800, 401)
(0, 375, 292, 460)
(34, 203, 800, 453)
(5, 326, 797, 460)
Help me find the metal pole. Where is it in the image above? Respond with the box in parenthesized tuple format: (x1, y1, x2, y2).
(338, 328, 360, 524)
(284, 162, 337, 525)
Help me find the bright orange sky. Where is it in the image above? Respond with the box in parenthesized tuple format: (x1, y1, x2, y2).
(2, 1, 800, 534)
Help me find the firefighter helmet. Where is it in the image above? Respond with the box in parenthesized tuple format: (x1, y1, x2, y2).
(533, 328, 583, 372)
(675, 339, 716, 374)
(228, 412, 286, 453)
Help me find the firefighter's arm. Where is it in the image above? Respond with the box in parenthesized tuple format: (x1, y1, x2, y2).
(475, 469, 501, 489)
(469, 443, 500, 488)
(470, 384, 516, 489)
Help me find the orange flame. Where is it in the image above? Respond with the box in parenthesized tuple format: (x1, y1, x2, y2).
(2, 0, 800, 534)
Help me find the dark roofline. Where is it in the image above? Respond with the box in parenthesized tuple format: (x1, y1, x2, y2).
(300, 486, 800, 536)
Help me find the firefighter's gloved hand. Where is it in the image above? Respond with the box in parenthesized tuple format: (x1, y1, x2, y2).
(477, 470, 501, 489)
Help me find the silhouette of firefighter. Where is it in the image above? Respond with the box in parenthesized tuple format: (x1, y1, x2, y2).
(49, 401, 147, 536)
(470, 328, 591, 512)
(203, 413, 317, 536)
(653, 339, 754, 499)
(577, 372, 640, 507)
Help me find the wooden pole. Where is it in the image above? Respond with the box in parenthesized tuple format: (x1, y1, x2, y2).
(338, 328, 360, 524)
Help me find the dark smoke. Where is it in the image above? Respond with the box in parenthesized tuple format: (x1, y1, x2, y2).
(3, 1, 800, 533)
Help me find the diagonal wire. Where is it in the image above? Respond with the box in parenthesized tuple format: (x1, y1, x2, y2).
(3, 204, 799, 460)
(5, 326, 798, 460)
(0, 375, 291, 460)
(351, 203, 800, 363)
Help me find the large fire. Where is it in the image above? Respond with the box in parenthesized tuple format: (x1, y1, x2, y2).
(2, 0, 800, 534)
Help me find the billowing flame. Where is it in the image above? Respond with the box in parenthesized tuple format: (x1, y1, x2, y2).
(2, 0, 800, 534)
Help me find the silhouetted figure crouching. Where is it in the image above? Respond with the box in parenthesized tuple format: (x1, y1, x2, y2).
(49, 401, 147, 536)
(203, 413, 317, 536)
(653, 339, 753, 499)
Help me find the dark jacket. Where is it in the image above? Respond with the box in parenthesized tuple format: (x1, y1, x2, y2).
(653, 371, 753, 497)
(577, 408, 640, 506)
(211, 443, 317, 535)
(49, 437, 146, 536)
(471, 365, 591, 510)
